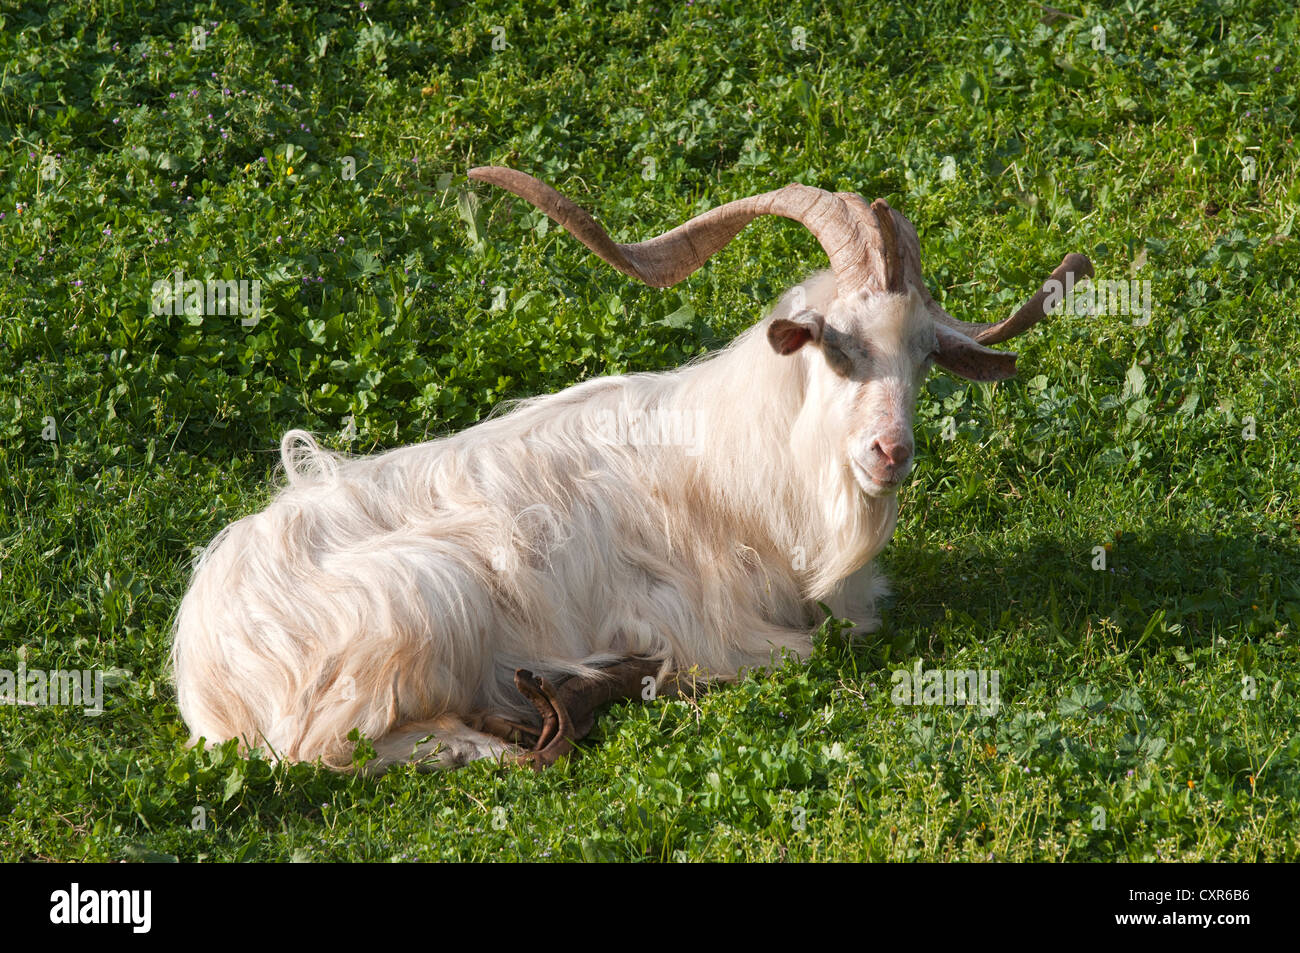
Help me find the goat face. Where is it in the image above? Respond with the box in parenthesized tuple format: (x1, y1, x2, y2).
(833, 288, 933, 496)
(767, 288, 929, 496)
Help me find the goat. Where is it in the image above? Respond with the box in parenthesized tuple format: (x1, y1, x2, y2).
(171, 167, 1091, 771)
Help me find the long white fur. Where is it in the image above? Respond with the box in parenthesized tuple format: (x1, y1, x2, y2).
(171, 271, 918, 770)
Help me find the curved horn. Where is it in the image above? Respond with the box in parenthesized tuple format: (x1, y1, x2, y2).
(467, 166, 880, 290)
(869, 199, 906, 294)
(833, 192, 907, 294)
(929, 253, 1095, 344)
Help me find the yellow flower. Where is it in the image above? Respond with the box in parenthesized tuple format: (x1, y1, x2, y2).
(1187, 779, 1195, 789)
(286, 166, 294, 176)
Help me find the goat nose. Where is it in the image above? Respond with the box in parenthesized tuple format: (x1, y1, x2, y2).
(872, 438, 912, 469)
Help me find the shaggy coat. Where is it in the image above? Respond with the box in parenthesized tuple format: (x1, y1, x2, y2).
(171, 274, 900, 769)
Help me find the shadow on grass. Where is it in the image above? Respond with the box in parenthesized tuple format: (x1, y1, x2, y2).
(873, 525, 1300, 660)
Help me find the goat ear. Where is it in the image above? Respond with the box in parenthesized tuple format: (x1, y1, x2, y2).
(933, 323, 1018, 382)
(767, 309, 825, 355)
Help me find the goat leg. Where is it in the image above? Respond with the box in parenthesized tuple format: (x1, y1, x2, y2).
(466, 712, 542, 746)
(509, 657, 664, 769)
(553, 656, 662, 739)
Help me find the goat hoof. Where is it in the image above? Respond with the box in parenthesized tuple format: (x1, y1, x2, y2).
(511, 669, 576, 770)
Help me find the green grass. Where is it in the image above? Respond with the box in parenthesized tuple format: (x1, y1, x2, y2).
(2, 0, 1298, 861)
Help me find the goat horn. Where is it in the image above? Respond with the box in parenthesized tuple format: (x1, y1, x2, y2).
(828, 196, 1094, 345)
(833, 192, 907, 294)
(928, 253, 1094, 344)
(468, 166, 882, 291)
(869, 199, 907, 294)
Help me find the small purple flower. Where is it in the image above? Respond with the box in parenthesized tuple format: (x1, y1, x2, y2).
(103, 226, 111, 236)
(169, 92, 177, 99)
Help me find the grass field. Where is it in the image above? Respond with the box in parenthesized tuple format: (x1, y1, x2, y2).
(2, 0, 1298, 861)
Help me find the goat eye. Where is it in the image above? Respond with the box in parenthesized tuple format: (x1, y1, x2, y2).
(823, 343, 855, 374)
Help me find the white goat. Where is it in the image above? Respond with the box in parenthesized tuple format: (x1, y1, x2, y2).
(171, 167, 1090, 770)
